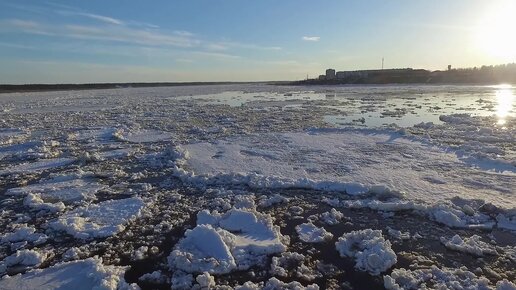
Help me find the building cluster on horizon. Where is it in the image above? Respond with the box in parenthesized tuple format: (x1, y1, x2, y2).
(300, 63, 516, 85)
(318, 68, 417, 81)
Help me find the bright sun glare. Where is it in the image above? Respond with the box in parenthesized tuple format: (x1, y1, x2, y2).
(495, 86, 514, 126)
(476, 1, 516, 62)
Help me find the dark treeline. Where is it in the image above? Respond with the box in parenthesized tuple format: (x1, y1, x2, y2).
(429, 63, 516, 84)
(0, 81, 263, 94)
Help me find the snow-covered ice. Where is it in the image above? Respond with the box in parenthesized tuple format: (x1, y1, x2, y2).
(168, 207, 287, 274)
(335, 229, 397, 275)
(440, 234, 497, 256)
(0, 84, 514, 289)
(0, 158, 74, 175)
(174, 129, 515, 210)
(0, 258, 137, 290)
(7, 174, 103, 211)
(295, 222, 333, 243)
(49, 197, 145, 240)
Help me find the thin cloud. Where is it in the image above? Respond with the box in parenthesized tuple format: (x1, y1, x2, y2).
(302, 36, 320, 42)
(60, 11, 124, 25)
(2, 19, 200, 48)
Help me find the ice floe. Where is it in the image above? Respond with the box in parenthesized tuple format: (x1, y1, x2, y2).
(0, 249, 48, 273)
(114, 129, 172, 143)
(0, 158, 74, 175)
(168, 207, 287, 274)
(295, 222, 333, 243)
(7, 174, 103, 212)
(170, 129, 515, 210)
(1, 225, 47, 246)
(320, 208, 344, 225)
(0, 257, 137, 290)
(49, 197, 145, 240)
(440, 234, 497, 256)
(335, 229, 397, 275)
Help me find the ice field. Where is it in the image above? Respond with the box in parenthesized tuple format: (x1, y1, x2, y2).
(0, 84, 514, 289)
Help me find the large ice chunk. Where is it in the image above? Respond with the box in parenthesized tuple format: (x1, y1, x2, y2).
(335, 229, 397, 275)
(169, 208, 287, 274)
(49, 197, 145, 240)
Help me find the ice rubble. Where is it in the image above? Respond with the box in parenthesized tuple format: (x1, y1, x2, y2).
(440, 234, 497, 257)
(138, 270, 167, 284)
(0, 257, 138, 290)
(168, 207, 287, 274)
(49, 197, 145, 240)
(195, 272, 216, 289)
(320, 208, 344, 225)
(1, 249, 48, 271)
(234, 277, 320, 290)
(270, 252, 319, 281)
(258, 194, 290, 207)
(383, 266, 516, 290)
(295, 223, 333, 243)
(341, 198, 498, 229)
(335, 229, 397, 275)
(1, 225, 47, 247)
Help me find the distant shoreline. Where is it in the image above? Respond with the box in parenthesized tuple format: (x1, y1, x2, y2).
(0, 79, 514, 94)
(0, 81, 289, 94)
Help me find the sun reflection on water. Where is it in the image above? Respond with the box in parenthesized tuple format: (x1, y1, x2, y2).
(494, 85, 514, 126)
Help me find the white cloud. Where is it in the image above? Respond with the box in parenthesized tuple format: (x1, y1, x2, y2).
(62, 11, 124, 25)
(302, 36, 320, 42)
(1, 19, 200, 48)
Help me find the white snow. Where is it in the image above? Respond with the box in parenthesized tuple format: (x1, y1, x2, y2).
(342, 198, 496, 229)
(386, 227, 411, 240)
(383, 265, 508, 290)
(440, 234, 497, 256)
(295, 223, 333, 243)
(320, 208, 344, 225)
(195, 272, 216, 289)
(131, 246, 149, 261)
(234, 277, 320, 290)
(335, 229, 397, 275)
(169, 224, 236, 274)
(258, 194, 290, 207)
(1, 225, 47, 245)
(7, 175, 103, 212)
(0, 257, 137, 290)
(1, 249, 48, 269)
(168, 207, 287, 274)
(49, 197, 145, 240)
(270, 252, 319, 281)
(138, 270, 167, 284)
(172, 130, 516, 210)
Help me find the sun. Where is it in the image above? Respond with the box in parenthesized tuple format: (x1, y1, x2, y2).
(476, 1, 516, 62)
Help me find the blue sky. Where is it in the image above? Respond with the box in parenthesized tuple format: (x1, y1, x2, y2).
(0, 0, 514, 83)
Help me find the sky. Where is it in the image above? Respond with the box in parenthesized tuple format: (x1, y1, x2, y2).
(0, 0, 515, 84)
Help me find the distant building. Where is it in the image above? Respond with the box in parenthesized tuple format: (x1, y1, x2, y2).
(318, 75, 326, 80)
(448, 65, 452, 71)
(336, 70, 368, 79)
(326, 69, 336, 80)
